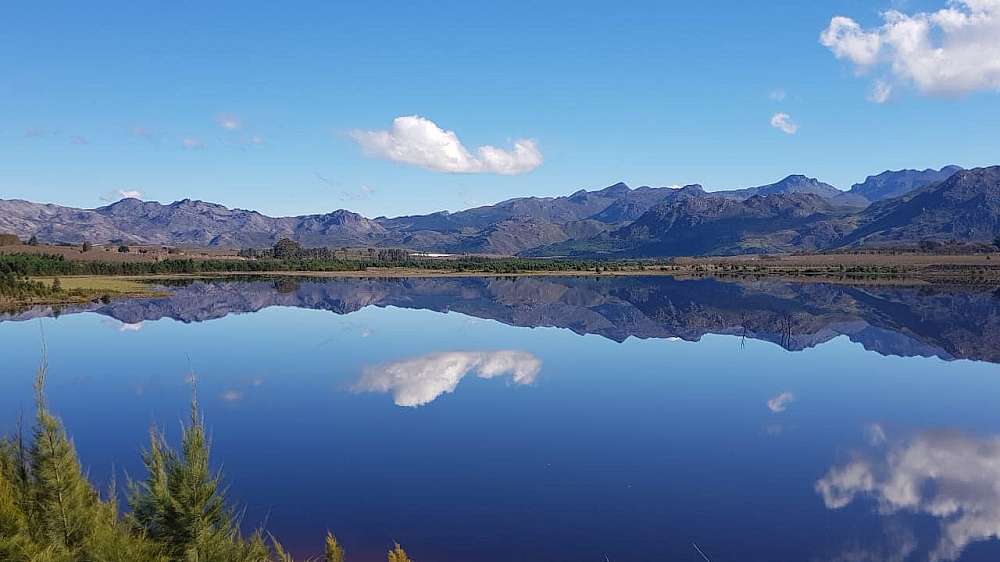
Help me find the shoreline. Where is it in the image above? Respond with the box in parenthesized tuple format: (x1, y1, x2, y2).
(4, 252, 998, 310)
(6, 263, 995, 309)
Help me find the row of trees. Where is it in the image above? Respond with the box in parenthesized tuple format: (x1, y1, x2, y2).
(0, 359, 415, 562)
(0, 250, 648, 278)
(0, 253, 369, 277)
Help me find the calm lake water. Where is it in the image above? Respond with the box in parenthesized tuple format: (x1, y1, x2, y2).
(2, 276, 1000, 562)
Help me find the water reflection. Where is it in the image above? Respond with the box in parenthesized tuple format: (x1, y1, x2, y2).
(767, 391, 795, 413)
(817, 428, 1000, 561)
(5, 276, 998, 363)
(355, 350, 541, 407)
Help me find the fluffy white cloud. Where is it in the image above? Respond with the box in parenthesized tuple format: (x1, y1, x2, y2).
(816, 429, 1000, 561)
(821, 1, 1000, 97)
(351, 115, 543, 175)
(767, 391, 795, 413)
(770, 113, 799, 134)
(355, 350, 541, 407)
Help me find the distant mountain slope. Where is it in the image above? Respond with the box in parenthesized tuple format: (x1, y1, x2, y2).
(0, 198, 388, 248)
(528, 191, 849, 257)
(848, 165, 962, 203)
(716, 174, 841, 199)
(1, 166, 997, 256)
(835, 166, 1000, 248)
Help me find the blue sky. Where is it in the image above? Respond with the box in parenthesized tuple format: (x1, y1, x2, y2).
(2, 0, 999, 217)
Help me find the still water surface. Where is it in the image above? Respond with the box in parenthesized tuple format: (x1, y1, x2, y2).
(2, 276, 999, 561)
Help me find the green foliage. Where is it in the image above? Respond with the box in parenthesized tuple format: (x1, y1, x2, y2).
(387, 542, 412, 562)
(324, 532, 345, 562)
(0, 250, 652, 281)
(81, 242, 92, 253)
(27, 236, 39, 247)
(272, 239, 303, 260)
(0, 355, 167, 561)
(128, 398, 242, 560)
(117, 245, 130, 253)
(1, 357, 409, 562)
(0, 271, 55, 303)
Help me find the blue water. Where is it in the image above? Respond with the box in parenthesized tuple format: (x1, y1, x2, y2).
(2, 276, 999, 561)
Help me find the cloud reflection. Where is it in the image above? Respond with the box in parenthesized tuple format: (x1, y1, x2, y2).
(101, 318, 144, 332)
(767, 391, 795, 413)
(817, 429, 1000, 561)
(355, 350, 541, 407)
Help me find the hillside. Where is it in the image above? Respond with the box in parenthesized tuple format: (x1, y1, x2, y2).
(1, 165, 996, 257)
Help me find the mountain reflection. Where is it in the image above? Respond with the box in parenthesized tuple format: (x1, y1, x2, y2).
(817, 428, 1000, 562)
(6, 276, 1000, 363)
(355, 350, 541, 406)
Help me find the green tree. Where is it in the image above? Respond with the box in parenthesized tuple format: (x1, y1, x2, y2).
(51, 277, 62, 292)
(117, 245, 130, 253)
(27, 235, 39, 246)
(129, 398, 231, 558)
(28, 360, 100, 550)
(272, 238, 302, 259)
(81, 241, 92, 253)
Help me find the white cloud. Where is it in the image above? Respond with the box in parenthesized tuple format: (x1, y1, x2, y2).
(355, 350, 541, 407)
(820, 16, 883, 66)
(769, 88, 787, 101)
(217, 114, 241, 130)
(181, 137, 204, 149)
(100, 189, 145, 202)
(767, 391, 795, 413)
(820, 1, 1000, 97)
(351, 115, 543, 175)
(816, 429, 1000, 561)
(770, 113, 799, 134)
(101, 319, 144, 332)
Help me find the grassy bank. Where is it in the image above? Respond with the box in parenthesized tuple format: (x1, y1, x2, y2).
(0, 273, 164, 311)
(1, 360, 413, 562)
(2, 250, 999, 311)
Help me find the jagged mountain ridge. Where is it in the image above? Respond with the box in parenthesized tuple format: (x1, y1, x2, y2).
(848, 165, 963, 203)
(531, 166, 998, 257)
(1, 164, 988, 257)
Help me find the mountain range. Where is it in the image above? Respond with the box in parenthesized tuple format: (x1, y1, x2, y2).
(5, 276, 998, 363)
(2, 164, 997, 257)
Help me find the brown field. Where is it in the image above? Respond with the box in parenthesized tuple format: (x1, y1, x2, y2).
(0, 244, 244, 262)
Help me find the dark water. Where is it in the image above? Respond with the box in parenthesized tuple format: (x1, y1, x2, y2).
(2, 276, 1000, 562)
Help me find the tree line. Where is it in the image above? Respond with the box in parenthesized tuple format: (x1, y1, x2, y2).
(0, 247, 646, 277)
(0, 359, 414, 562)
